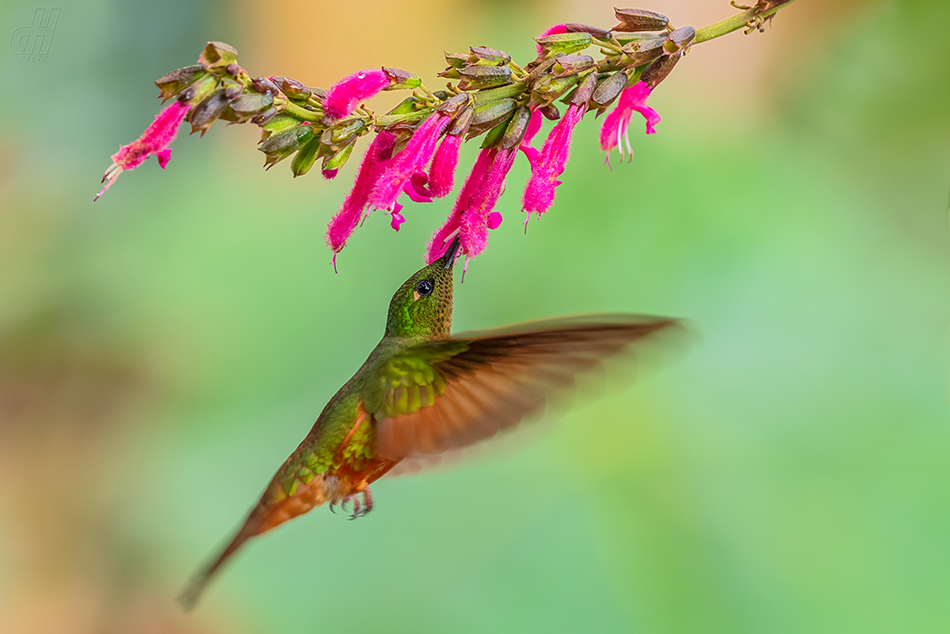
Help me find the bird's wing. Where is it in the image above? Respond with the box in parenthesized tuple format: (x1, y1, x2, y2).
(362, 314, 682, 461)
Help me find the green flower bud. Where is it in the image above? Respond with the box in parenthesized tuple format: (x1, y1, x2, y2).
(198, 41, 239, 69)
(291, 138, 320, 177)
(320, 142, 354, 176)
(468, 98, 517, 137)
(251, 106, 278, 126)
(621, 33, 667, 65)
(458, 65, 512, 90)
(591, 71, 628, 109)
(321, 118, 366, 148)
(534, 32, 592, 57)
(500, 106, 531, 149)
(178, 73, 218, 106)
(444, 51, 469, 69)
(468, 46, 511, 66)
(259, 123, 314, 169)
(531, 74, 578, 103)
(154, 65, 207, 101)
(272, 76, 312, 100)
(448, 107, 473, 137)
(259, 113, 302, 141)
(611, 8, 669, 32)
(382, 67, 422, 90)
(641, 51, 682, 87)
(189, 88, 229, 136)
(539, 103, 561, 120)
(552, 54, 595, 77)
(230, 92, 275, 117)
(664, 26, 695, 53)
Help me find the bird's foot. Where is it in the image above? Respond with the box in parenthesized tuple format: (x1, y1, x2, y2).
(338, 488, 374, 521)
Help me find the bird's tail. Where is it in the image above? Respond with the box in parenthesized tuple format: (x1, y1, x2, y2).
(177, 525, 254, 611)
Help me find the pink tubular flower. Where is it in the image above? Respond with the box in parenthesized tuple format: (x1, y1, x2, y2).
(324, 69, 390, 120)
(599, 81, 660, 162)
(414, 133, 462, 199)
(522, 99, 586, 220)
(536, 24, 568, 54)
(94, 100, 191, 201)
(427, 146, 517, 263)
(367, 111, 451, 212)
(325, 131, 396, 263)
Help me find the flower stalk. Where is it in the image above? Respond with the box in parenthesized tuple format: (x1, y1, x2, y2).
(96, 2, 798, 267)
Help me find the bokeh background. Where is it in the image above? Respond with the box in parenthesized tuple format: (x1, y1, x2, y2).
(1, 0, 949, 632)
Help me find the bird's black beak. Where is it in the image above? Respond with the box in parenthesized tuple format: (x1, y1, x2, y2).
(442, 235, 461, 270)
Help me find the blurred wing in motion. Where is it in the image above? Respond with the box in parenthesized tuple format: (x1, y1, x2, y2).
(365, 314, 683, 461)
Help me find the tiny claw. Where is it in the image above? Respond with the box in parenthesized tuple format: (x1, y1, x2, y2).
(329, 502, 338, 515)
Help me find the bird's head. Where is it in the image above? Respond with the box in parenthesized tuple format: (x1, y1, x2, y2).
(385, 236, 460, 339)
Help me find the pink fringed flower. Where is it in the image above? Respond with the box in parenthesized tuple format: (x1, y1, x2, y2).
(367, 111, 452, 212)
(599, 81, 660, 162)
(325, 131, 396, 266)
(522, 93, 588, 221)
(324, 69, 390, 120)
(413, 133, 462, 199)
(427, 146, 517, 264)
(94, 100, 191, 201)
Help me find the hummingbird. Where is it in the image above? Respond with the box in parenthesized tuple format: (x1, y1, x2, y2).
(179, 235, 680, 609)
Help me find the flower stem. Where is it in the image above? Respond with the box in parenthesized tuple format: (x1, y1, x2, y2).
(281, 100, 323, 121)
(694, 0, 797, 45)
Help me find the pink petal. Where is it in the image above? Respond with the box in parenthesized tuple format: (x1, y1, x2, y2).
(155, 148, 172, 169)
(368, 112, 450, 211)
(325, 131, 395, 253)
(324, 69, 390, 120)
(425, 133, 462, 198)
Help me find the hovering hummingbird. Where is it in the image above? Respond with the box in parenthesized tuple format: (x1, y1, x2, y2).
(179, 236, 680, 608)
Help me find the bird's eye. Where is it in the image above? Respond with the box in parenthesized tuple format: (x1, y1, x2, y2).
(415, 279, 434, 297)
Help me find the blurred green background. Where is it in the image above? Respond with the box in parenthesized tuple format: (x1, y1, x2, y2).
(1, 0, 949, 632)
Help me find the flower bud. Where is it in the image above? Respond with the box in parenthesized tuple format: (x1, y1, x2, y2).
(569, 73, 597, 107)
(251, 77, 279, 96)
(552, 54, 595, 77)
(611, 8, 669, 32)
(198, 41, 239, 69)
(155, 65, 207, 101)
(664, 26, 695, 53)
(500, 106, 531, 149)
(251, 106, 278, 126)
(458, 65, 512, 90)
(531, 74, 578, 103)
(382, 67, 422, 90)
(260, 114, 303, 139)
(230, 92, 275, 117)
(321, 118, 366, 148)
(189, 88, 229, 135)
(448, 107, 473, 137)
(468, 98, 517, 136)
(564, 23, 610, 40)
(178, 74, 218, 106)
(534, 32, 592, 57)
(259, 123, 315, 169)
(436, 93, 471, 117)
(591, 71, 628, 109)
(225, 63, 243, 77)
(291, 138, 320, 177)
(539, 103, 561, 120)
(221, 78, 244, 100)
(444, 52, 469, 69)
(640, 51, 682, 87)
(621, 33, 667, 65)
(272, 76, 312, 100)
(468, 46, 511, 66)
(320, 142, 354, 178)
